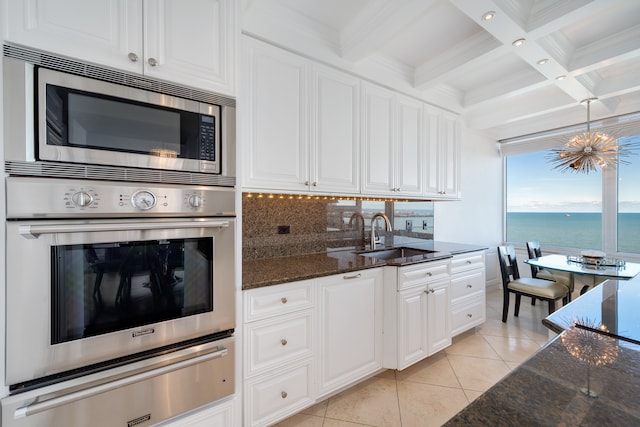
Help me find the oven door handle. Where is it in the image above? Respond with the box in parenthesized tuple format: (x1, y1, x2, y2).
(18, 219, 230, 239)
(14, 345, 229, 419)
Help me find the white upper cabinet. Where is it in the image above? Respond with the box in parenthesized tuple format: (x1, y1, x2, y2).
(362, 83, 424, 197)
(424, 107, 461, 200)
(243, 37, 359, 194)
(311, 64, 360, 194)
(242, 37, 309, 192)
(3, 0, 236, 95)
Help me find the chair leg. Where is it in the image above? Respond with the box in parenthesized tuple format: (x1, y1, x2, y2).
(502, 291, 510, 323)
(548, 300, 556, 314)
(514, 294, 521, 317)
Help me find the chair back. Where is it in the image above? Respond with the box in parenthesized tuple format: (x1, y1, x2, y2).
(497, 245, 521, 290)
(526, 240, 543, 277)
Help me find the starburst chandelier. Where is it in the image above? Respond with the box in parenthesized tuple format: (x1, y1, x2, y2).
(548, 98, 626, 174)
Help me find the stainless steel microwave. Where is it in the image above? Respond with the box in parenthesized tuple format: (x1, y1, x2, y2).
(3, 48, 236, 179)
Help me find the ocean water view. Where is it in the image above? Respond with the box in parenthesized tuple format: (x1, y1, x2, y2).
(507, 212, 640, 253)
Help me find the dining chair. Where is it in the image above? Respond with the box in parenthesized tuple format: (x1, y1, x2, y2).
(526, 240, 575, 302)
(497, 245, 569, 323)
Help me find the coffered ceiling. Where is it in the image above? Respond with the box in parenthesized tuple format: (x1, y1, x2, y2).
(242, 0, 640, 141)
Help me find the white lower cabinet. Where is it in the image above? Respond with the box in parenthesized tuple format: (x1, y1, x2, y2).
(155, 398, 235, 427)
(450, 251, 486, 336)
(387, 261, 451, 370)
(242, 269, 383, 426)
(317, 269, 384, 398)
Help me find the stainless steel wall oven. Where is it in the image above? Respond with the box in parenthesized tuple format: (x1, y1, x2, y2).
(2, 45, 237, 427)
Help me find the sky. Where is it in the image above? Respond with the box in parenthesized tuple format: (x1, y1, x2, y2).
(507, 136, 640, 213)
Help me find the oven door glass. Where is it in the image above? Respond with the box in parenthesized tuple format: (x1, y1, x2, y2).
(51, 237, 213, 344)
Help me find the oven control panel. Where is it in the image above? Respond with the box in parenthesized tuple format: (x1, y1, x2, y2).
(6, 177, 236, 218)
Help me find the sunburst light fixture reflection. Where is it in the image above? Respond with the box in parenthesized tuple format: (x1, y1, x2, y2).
(547, 98, 629, 174)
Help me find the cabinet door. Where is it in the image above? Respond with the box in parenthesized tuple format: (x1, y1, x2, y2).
(4, 0, 142, 73)
(427, 280, 451, 355)
(317, 269, 383, 397)
(144, 0, 236, 95)
(311, 65, 360, 194)
(395, 95, 424, 196)
(439, 112, 461, 199)
(361, 82, 395, 195)
(424, 106, 441, 197)
(242, 37, 309, 192)
(397, 286, 428, 370)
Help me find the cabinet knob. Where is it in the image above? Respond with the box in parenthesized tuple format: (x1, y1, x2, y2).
(467, 313, 473, 318)
(128, 52, 139, 62)
(281, 391, 288, 399)
(466, 284, 473, 288)
(304, 181, 309, 186)
(426, 272, 432, 277)
(281, 297, 288, 304)
(148, 57, 158, 67)
(312, 181, 317, 187)
(466, 260, 473, 264)
(281, 338, 288, 346)
(428, 288, 435, 294)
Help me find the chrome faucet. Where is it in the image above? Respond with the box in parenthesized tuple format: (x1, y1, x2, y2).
(348, 212, 366, 250)
(370, 212, 392, 250)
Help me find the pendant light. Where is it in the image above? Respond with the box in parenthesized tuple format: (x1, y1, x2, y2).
(548, 98, 623, 174)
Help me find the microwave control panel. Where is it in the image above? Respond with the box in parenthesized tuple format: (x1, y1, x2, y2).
(198, 115, 217, 161)
(6, 177, 236, 218)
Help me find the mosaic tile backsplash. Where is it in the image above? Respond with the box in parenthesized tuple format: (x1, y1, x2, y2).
(242, 195, 435, 260)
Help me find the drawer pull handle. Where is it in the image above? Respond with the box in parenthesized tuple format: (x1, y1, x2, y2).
(343, 273, 361, 280)
(427, 288, 435, 294)
(466, 284, 473, 288)
(281, 297, 288, 304)
(281, 391, 288, 399)
(466, 260, 473, 264)
(426, 272, 432, 277)
(281, 338, 288, 346)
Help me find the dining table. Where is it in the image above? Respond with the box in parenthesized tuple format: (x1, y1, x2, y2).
(525, 254, 640, 294)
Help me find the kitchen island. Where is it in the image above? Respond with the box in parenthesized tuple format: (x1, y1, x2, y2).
(444, 273, 640, 426)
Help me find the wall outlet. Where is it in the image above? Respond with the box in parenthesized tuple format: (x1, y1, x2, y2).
(406, 220, 413, 230)
(277, 225, 291, 234)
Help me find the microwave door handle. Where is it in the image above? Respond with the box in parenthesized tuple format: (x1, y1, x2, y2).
(19, 219, 230, 239)
(13, 346, 229, 419)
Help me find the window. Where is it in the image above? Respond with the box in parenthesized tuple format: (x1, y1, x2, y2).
(503, 124, 640, 256)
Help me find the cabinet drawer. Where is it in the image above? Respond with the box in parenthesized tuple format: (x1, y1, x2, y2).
(244, 310, 313, 377)
(451, 298, 485, 336)
(245, 360, 314, 427)
(450, 251, 485, 275)
(398, 260, 449, 290)
(244, 280, 315, 322)
(450, 270, 485, 301)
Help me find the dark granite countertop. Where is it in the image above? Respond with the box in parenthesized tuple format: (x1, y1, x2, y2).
(444, 330, 640, 426)
(242, 239, 487, 290)
(544, 273, 640, 345)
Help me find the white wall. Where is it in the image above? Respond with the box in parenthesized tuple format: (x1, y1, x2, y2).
(434, 127, 503, 286)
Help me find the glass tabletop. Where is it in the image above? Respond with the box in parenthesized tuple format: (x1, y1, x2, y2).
(525, 254, 640, 280)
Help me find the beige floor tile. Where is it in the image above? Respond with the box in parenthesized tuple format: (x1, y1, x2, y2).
(483, 334, 542, 364)
(395, 352, 460, 388)
(447, 354, 511, 392)
(322, 419, 377, 427)
(325, 376, 401, 427)
(463, 389, 483, 403)
(375, 369, 397, 380)
(299, 400, 328, 417)
(271, 413, 325, 427)
(396, 381, 469, 427)
(444, 332, 501, 360)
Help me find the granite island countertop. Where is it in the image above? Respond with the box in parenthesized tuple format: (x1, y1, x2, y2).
(445, 273, 640, 426)
(242, 239, 486, 290)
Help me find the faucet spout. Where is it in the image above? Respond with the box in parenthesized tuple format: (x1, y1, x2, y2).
(370, 213, 392, 250)
(348, 212, 366, 249)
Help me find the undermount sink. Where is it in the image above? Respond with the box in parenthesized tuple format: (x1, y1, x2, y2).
(357, 247, 438, 260)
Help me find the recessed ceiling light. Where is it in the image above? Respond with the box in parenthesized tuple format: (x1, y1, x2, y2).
(512, 38, 526, 47)
(537, 59, 549, 65)
(556, 75, 566, 80)
(482, 11, 496, 21)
